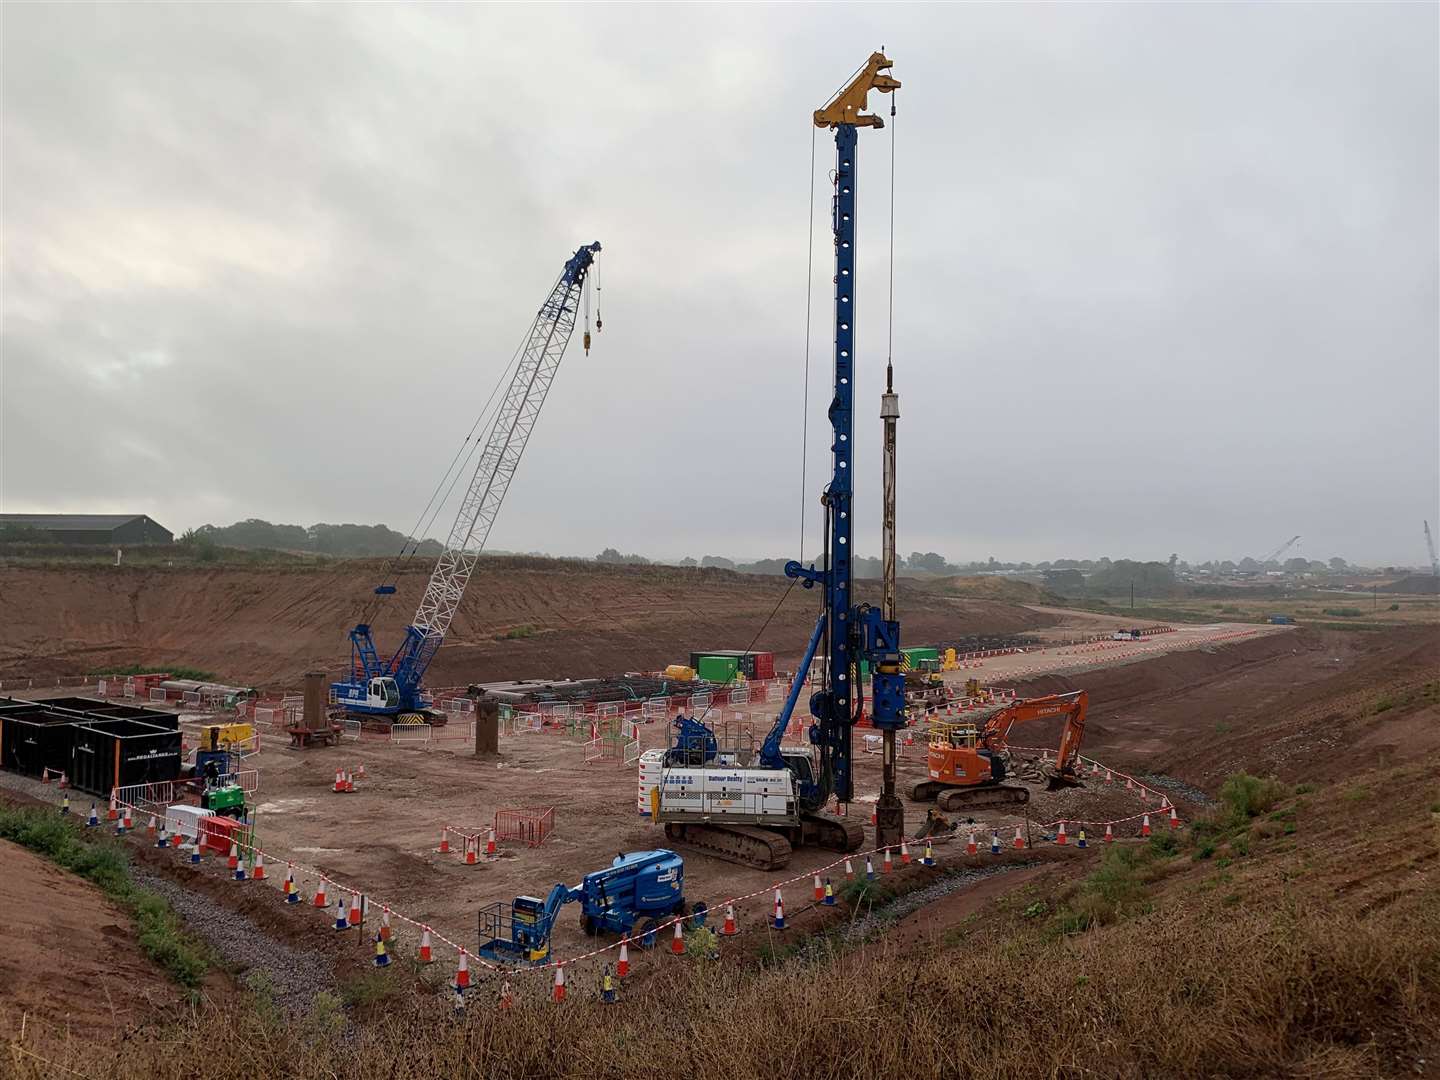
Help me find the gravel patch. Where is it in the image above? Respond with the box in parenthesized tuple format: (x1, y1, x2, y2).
(130, 864, 339, 1017)
(1138, 773, 1216, 807)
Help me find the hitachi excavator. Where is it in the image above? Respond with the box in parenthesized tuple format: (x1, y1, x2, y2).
(909, 690, 1089, 811)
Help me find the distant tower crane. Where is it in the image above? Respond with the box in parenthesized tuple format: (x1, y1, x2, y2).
(1258, 534, 1301, 567)
(1425, 520, 1439, 577)
(331, 242, 602, 720)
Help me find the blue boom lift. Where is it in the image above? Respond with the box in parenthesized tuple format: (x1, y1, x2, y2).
(477, 849, 699, 965)
(331, 243, 602, 721)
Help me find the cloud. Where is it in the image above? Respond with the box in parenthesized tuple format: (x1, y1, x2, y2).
(3, 4, 1436, 565)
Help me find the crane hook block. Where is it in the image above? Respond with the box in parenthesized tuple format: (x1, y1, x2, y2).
(814, 51, 900, 130)
(583, 331, 592, 354)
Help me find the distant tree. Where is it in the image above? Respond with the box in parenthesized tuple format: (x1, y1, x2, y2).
(596, 548, 625, 564)
(1238, 557, 1260, 572)
(907, 551, 948, 574)
(1054, 558, 1080, 569)
(1085, 559, 1177, 597)
(738, 558, 789, 575)
(677, 556, 697, 567)
(1168, 553, 1179, 574)
(1328, 556, 1348, 572)
(1283, 557, 1309, 572)
(1044, 568, 1085, 593)
(700, 555, 736, 570)
(1220, 560, 1237, 572)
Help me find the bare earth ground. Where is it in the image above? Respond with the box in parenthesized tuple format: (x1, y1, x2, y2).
(12, 618, 1325, 970)
(0, 840, 188, 1038)
(0, 558, 1053, 687)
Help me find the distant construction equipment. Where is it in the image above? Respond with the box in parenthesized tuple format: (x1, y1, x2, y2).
(1424, 520, 1439, 578)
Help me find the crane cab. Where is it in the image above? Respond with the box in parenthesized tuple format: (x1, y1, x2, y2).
(329, 674, 402, 714)
(367, 677, 400, 709)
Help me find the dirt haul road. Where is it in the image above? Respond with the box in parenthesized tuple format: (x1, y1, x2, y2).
(0, 558, 1052, 688)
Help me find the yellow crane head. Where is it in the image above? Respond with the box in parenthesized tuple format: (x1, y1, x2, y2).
(814, 51, 901, 129)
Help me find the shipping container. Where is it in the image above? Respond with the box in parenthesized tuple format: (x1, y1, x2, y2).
(696, 655, 740, 683)
(902, 647, 940, 665)
(690, 650, 770, 679)
(0, 708, 80, 778)
(38, 697, 179, 729)
(751, 651, 775, 680)
(69, 719, 182, 797)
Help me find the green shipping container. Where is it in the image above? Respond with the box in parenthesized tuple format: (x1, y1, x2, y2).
(697, 655, 740, 683)
(903, 647, 940, 664)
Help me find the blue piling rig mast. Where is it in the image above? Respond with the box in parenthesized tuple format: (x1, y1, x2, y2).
(332, 243, 601, 718)
(771, 53, 905, 812)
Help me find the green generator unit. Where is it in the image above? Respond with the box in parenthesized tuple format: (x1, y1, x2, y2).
(202, 784, 246, 818)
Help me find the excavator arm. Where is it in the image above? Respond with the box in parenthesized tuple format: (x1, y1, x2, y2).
(980, 690, 1088, 788)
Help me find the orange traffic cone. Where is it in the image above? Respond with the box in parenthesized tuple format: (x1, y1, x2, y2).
(966, 832, 978, 856)
(41, 768, 51, 785)
(333, 769, 344, 793)
(720, 904, 738, 936)
(1057, 822, 1068, 846)
(617, 938, 631, 976)
(553, 964, 566, 1002)
(485, 828, 497, 856)
(253, 852, 266, 880)
(813, 875, 824, 902)
(1013, 825, 1026, 850)
(465, 836, 477, 865)
(882, 848, 893, 874)
(147, 814, 157, 837)
(58, 772, 68, 789)
(1141, 814, 1152, 838)
(1104, 824, 1114, 844)
(900, 840, 911, 865)
(671, 921, 685, 956)
(499, 981, 513, 1009)
(380, 906, 392, 941)
(438, 828, 450, 854)
(455, 949, 470, 990)
(348, 892, 362, 927)
(227, 841, 239, 872)
(1169, 806, 1181, 830)
(313, 876, 329, 908)
(844, 858, 854, 880)
(419, 926, 433, 964)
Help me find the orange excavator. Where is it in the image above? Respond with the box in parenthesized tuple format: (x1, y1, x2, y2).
(909, 690, 1088, 811)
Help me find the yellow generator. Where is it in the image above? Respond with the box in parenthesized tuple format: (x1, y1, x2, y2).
(663, 664, 696, 681)
(200, 722, 254, 748)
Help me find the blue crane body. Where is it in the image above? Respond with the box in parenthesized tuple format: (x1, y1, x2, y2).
(477, 849, 694, 965)
(331, 243, 601, 719)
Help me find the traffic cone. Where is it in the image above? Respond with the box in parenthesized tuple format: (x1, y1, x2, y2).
(464, 836, 477, 866)
(452, 984, 466, 1017)
(671, 921, 685, 956)
(990, 832, 1000, 855)
(865, 856, 876, 880)
(438, 828, 450, 854)
(1077, 829, 1087, 849)
(156, 823, 168, 848)
(333, 769, 344, 793)
(252, 852, 265, 881)
(1104, 824, 1114, 844)
(314, 876, 329, 908)
(871, 806, 877, 826)
(455, 949, 470, 990)
(334, 897, 349, 931)
(60, 793, 70, 816)
(813, 874, 824, 902)
(58, 772, 68, 790)
(844, 858, 854, 880)
(348, 892, 362, 927)
(147, 814, 157, 838)
(117, 806, 131, 835)
(373, 933, 390, 967)
(773, 890, 786, 930)
(189, 842, 201, 864)
(1013, 825, 1026, 850)
(823, 878, 835, 906)
(720, 905, 738, 937)
(882, 848, 893, 874)
(1105, 769, 1113, 784)
(966, 832, 977, 856)
(284, 865, 299, 903)
(1057, 822, 1068, 846)
(1125, 776, 1133, 791)
(900, 840, 911, 865)
(356, 762, 366, 780)
(234, 850, 247, 882)
(345, 770, 355, 793)
(419, 926, 433, 964)
(485, 828, 497, 856)
(380, 906, 392, 941)
(552, 964, 566, 1003)
(1169, 806, 1181, 830)
(922, 840, 936, 867)
(1141, 814, 1152, 838)
(618, 938, 631, 976)
(41, 767, 50, 784)
(227, 841, 239, 872)
(171, 828, 183, 848)
(601, 964, 617, 1003)
(498, 980, 512, 1010)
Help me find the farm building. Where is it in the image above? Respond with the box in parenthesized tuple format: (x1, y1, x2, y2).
(0, 513, 174, 546)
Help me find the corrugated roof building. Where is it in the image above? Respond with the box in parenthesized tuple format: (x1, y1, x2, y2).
(0, 514, 173, 545)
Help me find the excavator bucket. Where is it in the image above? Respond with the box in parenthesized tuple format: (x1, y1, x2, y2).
(1044, 770, 1084, 792)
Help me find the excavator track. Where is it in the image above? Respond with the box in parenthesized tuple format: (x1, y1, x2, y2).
(936, 784, 1030, 813)
(801, 810, 866, 853)
(664, 823, 793, 872)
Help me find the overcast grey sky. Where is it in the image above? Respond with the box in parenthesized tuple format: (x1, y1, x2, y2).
(3, 3, 1436, 567)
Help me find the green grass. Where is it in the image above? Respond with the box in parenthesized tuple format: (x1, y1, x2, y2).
(498, 624, 539, 641)
(340, 970, 403, 1009)
(0, 804, 212, 987)
(91, 663, 218, 681)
